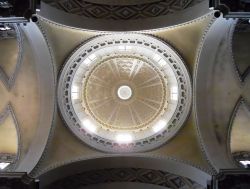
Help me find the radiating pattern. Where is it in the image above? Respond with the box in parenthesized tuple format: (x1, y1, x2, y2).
(83, 56, 167, 131)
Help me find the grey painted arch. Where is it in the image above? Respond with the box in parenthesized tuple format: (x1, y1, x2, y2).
(194, 17, 239, 171)
(38, 155, 211, 188)
(16, 23, 55, 173)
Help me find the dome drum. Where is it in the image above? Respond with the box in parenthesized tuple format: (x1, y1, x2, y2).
(58, 34, 192, 152)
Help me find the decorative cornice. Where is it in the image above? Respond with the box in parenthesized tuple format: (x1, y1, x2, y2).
(43, 0, 204, 20)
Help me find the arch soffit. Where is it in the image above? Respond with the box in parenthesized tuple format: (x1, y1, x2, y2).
(38, 155, 212, 188)
(194, 17, 242, 171)
(39, 0, 209, 31)
(15, 23, 56, 173)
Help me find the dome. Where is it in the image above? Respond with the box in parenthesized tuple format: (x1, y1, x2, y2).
(58, 34, 192, 152)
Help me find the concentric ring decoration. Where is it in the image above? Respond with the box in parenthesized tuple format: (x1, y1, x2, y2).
(58, 34, 192, 153)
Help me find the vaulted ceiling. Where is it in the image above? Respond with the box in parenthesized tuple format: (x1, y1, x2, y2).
(0, 1, 250, 188)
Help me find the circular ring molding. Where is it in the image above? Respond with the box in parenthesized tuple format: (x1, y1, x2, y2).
(58, 34, 192, 152)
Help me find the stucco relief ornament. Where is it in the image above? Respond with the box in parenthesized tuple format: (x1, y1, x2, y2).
(58, 34, 192, 152)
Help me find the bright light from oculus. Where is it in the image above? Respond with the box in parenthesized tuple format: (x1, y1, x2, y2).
(83, 58, 92, 66)
(153, 120, 167, 133)
(82, 119, 97, 133)
(153, 54, 166, 67)
(116, 133, 133, 144)
(171, 86, 178, 93)
(118, 46, 132, 51)
(170, 86, 178, 101)
(72, 85, 79, 93)
(117, 85, 132, 100)
(171, 94, 178, 101)
(88, 53, 96, 61)
(158, 59, 167, 67)
(71, 85, 79, 100)
(0, 162, 10, 170)
(71, 92, 79, 100)
(153, 54, 161, 62)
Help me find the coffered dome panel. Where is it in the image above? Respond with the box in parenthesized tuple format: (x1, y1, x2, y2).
(83, 0, 161, 5)
(58, 34, 192, 152)
(40, 0, 208, 31)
